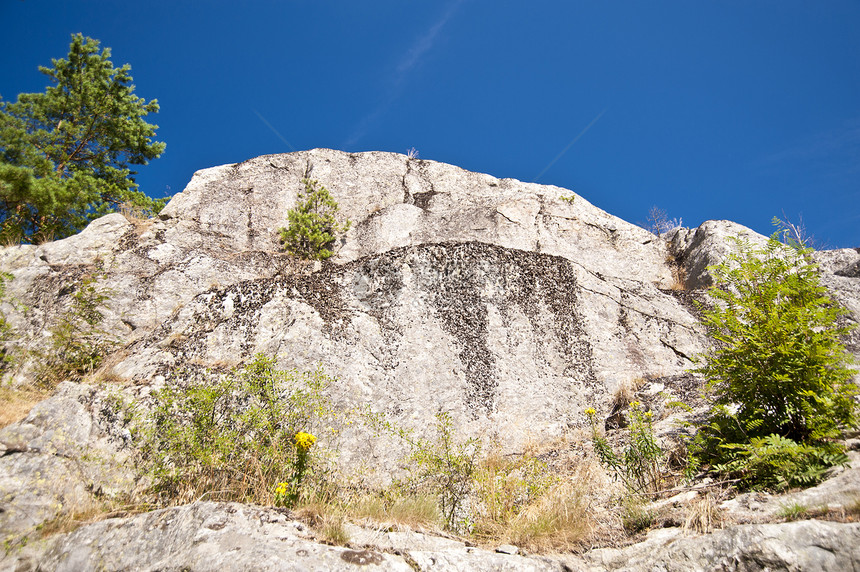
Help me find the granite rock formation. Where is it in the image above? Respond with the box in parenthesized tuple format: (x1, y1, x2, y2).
(1, 149, 858, 571)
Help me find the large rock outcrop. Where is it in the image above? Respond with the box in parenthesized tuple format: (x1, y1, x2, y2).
(1, 149, 858, 570)
(0, 150, 709, 453)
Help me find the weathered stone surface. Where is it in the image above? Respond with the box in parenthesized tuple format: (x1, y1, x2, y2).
(3, 502, 564, 572)
(0, 383, 135, 537)
(815, 248, 860, 358)
(159, 150, 671, 284)
(7, 500, 860, 572)
(0, 149, 858, 570)
(575, 520, 860, 572)
(0, 150, 678, 345)
(0, 150, 708, 467)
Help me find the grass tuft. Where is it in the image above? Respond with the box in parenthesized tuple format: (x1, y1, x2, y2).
(683, 494, 721, 533)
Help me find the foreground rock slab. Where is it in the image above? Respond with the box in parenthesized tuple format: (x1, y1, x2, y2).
(4, 501, 564, 572)
(577, 520, 860, 572)
(5, 500, 860, 572)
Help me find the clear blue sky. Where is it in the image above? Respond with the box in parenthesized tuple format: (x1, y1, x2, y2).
(2, 1, 859, 247)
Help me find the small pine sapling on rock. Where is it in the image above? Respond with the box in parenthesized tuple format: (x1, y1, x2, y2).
(279, 179, 350, 261)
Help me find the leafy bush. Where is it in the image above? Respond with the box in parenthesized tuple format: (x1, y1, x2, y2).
(587, 402, 665, 495)
(709, 433, 848, 490)
(141, 354, 336, 506)
(0, 272, 15, 369)
(402, 412, 480, 531)
(38, 269, 117, 385)
(366, 409, 481, 531)
(279, 178, 350, 260)
(693, 234, 858, 489)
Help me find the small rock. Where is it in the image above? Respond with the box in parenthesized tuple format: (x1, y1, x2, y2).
(495, 544, 519, 555)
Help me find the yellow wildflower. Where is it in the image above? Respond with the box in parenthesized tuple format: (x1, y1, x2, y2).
(274, 482, 289, 496)
(294, 431, 316, 451)
(584, 407, 596, 416)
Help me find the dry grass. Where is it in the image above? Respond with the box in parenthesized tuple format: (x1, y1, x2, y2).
(37, 501, 113, 538)
(774, 498, 860, 523)
(670, 264, 686, 291)
(388, 495, 441, 526)
(611, 377, 646, 412)
(118, 201, 149, 222)
(345, 492, 441, 530)
(845, 495, 860, 518)
(664, 253, 687, 291)
(469, 451, 600, 552)
(321, 514, 350, 545)
(504, 480, 593, 552)
(294, 502, 351, 545)
(619, 496, 654, 535)
(0, 384, 52, 428)
(84, 355, 131, 386)
(160, 332, 187, 348)
(683, 494, 722, 533)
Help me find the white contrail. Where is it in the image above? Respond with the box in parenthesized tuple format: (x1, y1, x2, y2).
(253, 109, 297, 152)
(396, 0, 462, 76)
(533, 108, 607, 182)
(344, 0, 465, 147)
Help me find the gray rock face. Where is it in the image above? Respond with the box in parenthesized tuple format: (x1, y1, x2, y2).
(815, 248, 860, 357)
(666, 220, 767, 289)
(577, 520, 860, 572)
(5, 501, 563, 572)
(0, 150, 707, 460)
(0, 382, 135, 537)
(1, 149, 858, 570)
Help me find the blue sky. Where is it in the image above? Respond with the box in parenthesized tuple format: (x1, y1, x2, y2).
(2, 1, 859, 247)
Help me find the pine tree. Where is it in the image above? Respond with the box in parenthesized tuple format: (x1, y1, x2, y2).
(0, 34, 166, 243)
(279, 179, 350, 260)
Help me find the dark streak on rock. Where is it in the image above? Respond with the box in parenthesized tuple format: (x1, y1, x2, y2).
(132, 243, 596, 413)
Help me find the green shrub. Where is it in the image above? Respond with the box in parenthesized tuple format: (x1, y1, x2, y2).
(0, 272, 15, 369)
(710, 433, 848, 490)
(279, 178, 351, 261)
(586, 402, 665, 496)
(141, 354, 336, 506)
(693, 233, 858, 490)
(366, 409, 481, 532)
(403, 412, 481, 532)
(38, 269, 116, 385)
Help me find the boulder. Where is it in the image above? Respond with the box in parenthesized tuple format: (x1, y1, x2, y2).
(0, 383, 135, 538)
